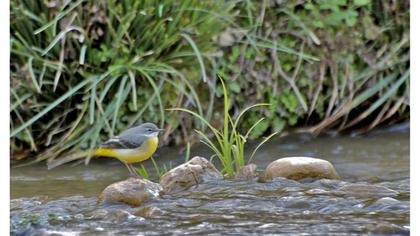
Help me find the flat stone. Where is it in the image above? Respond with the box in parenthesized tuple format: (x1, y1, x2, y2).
(235, 164, 257, 180)
(262, 157, 340, 181)
(159, 156, 223, 194)
(99, 177, 162, 207)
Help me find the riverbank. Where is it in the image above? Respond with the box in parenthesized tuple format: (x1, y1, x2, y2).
(10, 1, 409, 161)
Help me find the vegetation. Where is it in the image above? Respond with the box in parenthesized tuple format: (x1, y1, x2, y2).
(170, 76, 277, 178)
(10, 0, 409, 163)
(134, 157, 172, 179)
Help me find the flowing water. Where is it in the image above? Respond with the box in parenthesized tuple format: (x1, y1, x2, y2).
(10, 123, 410, 235)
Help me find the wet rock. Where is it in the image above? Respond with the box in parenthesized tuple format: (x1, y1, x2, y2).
(262, 157, 340, 181)
(88, 208, 140, 223)
(135, 206, 164, 218)
(10, 196, 48, 211)
(305, 188, 331, 195)
(364, 223, 409, 235)
(73, 213, 84, 220)
(88, 208, 142, 223)
(235, 164, 257, 180)
(373, 197, 400, 205)
(335, 184, 399, 197)
(99, 177, 162, 206)
(367, 197, 401, 211)
(160, 156, 223, 194)
(88, 209, 109, 220)
(311, 178, 347, 189)
(106, 209, 136, 223)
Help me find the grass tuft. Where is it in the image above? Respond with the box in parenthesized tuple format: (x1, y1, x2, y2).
(169, 75, 277, 178)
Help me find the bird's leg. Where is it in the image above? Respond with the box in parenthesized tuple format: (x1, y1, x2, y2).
(124, 163, 142, 178)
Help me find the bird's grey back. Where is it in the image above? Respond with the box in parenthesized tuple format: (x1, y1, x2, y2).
(118, 125, 147, 147)
(100, 124, 151, 149)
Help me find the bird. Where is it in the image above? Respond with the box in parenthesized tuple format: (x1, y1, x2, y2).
(92, 123, 165, 177)
(47, 123, 165, 178)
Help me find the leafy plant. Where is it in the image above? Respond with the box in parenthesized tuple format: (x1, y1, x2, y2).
(169, 76, 277, 178)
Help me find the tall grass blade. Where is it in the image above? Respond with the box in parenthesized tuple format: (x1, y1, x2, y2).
(135, 67, 165, 127)
(28, 57, 41, 93)
(128, 70, 138, 111)
(34, 0, 84, 35)
(181, 33, 207, 82)
(112, 76, 128, 133)
(248, 131, 278, 164)
(11, 78, 92, 137)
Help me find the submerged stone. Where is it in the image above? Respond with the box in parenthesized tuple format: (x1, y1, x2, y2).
(367, 197, 401, 210)
(135, 206, 164, 218)
(373, 197, 400, 205)
(235, 164, 257, 180)
(262, 157, 340, 181)
(99, 177, 162, 207)
(159, 156, 223, 194)
(88, 208, 142, 223)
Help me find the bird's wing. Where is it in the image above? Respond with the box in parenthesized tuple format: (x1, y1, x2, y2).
(100, 136, 141, 149)
(118, 130, 147, 147)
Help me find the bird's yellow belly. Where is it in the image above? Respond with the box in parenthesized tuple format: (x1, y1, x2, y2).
(94, 137, 158, 163)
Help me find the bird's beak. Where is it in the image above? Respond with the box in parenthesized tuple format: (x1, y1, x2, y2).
(158, 128, 165, 132)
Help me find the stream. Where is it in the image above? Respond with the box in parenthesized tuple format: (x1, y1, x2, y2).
(10, 123, 410, 235)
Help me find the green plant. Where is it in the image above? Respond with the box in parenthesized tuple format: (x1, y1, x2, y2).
(10, 0, 409, 164)
(135, 157, 173, 180)
(135, 165, 150, 179)
(169, 76, 277, 178)
(10, 0, 234, 162)
(216, 0, 409, 135)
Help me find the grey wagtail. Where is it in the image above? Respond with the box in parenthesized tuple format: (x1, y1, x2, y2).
(47, 123, 164, 177)
(92, 123, 165, 177)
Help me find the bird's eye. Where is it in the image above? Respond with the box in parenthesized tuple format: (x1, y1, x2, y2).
(148, 128, 152, 132)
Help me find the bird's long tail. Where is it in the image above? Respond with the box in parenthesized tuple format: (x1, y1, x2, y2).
(47, 149, 97, 170)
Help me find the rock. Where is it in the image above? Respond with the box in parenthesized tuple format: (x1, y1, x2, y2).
(88, 209, 109, 219)
(235, 164, 257, 180)
(364, 223, 409, 235)
(305, 188, 331, 195)
(89, 209, 139, 223)
(368, 197, 400, 209)
(262, 157, 340, 181)
(135, 206, 164, 218)
(373, 197, 400, 205)
(159, 156, 223, 194)
(99, 177, 162, 206)
(336, 184, 399, 197)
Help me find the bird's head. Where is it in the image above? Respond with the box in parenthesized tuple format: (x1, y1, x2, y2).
(136, 123, 165, 137)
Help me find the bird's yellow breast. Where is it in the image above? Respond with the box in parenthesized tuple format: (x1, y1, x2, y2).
(93, 137, 158, 164)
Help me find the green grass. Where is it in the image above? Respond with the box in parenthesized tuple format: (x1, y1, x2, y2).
(169, 76, 277, 178)
(135, 157, 173, 180)
(11, 0, 409, 163)
(134, 147, 192, 180)
(10, 0, 235, 161)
